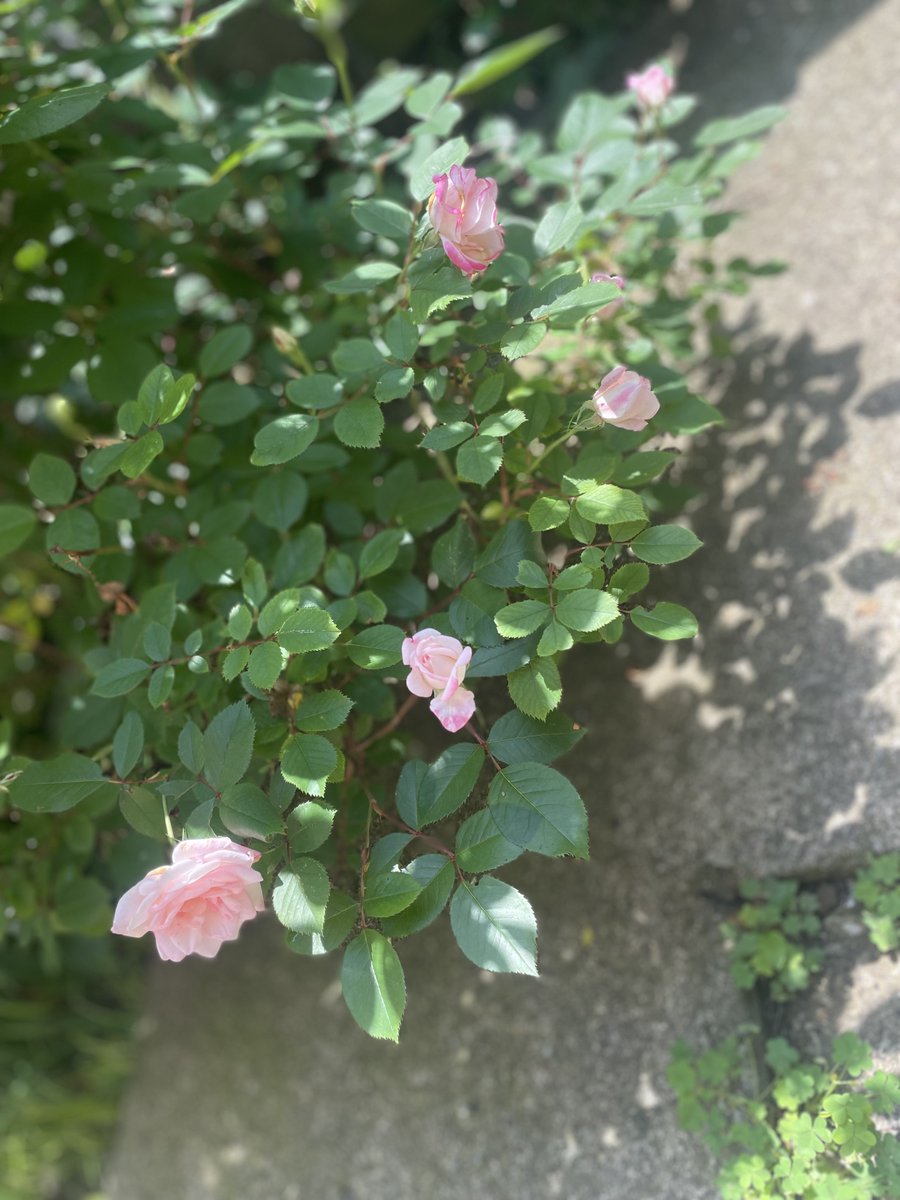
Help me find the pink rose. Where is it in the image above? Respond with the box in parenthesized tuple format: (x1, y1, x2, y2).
(428, 165, 505, 277)
(402, 628, 476, 733)
(590, 271, 626, 320)
(111, 836, 265, 962)
(626, 63, 675, 110)
(591, 366, 660, 432)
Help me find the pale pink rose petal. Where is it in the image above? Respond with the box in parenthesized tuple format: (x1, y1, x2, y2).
(111, 836, 265, 962)
(430, 685, 476, 733)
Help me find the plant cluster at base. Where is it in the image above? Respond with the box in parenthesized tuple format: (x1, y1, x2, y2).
(1, 1, 784, 1039)
(669, 1031, 900, 1200)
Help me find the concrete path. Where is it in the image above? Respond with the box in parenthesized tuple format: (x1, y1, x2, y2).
(106, 2, 900, 1197)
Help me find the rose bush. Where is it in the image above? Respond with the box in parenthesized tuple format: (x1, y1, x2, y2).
(0, 1, 784, 1041)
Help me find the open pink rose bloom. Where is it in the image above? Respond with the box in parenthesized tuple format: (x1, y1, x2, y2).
(402, 628, 476, 733)
(626, 63, 675, 110)
(591, 365, 660, 432)
(111, 836, 265, 962)
(428, 165, 504, 277)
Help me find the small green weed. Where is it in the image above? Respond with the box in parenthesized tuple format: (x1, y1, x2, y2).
(722, 878, 824, 1001)
(668, 1030, 900, 1199)
(853, 854, 900, 954)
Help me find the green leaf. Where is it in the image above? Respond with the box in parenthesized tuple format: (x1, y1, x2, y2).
(359, 529, 404, 579)
(832, 1032, 874, 1078)
(508, 658, 562, 721)
(534, 200, 582, 256)
(488, 762, 589, 858)
(251, 414, 319, 466)
(381, 857, 455, 938)
(222, 646, 249, 681)
(326, 262, 401, 294)
(273, 860, 331, 934)
(8, 753, 113, 813)
(334, 398, 384, 448)
(574, 484, 646, 525)
(287, 801, 337, 853)
(455, 809, 524, 873)
(537, 619, 573, 656)
(494, 600, 551, 639)
(281, 733, 338, 797)
(120, 431, 164, 480)
(351, 198, 413, 240)
(450, 877, 538, 975)
(28, 454, 76, 506)
(197, 381, 260, 426)
(630, 525, 703, 564)
(247, 641, 284, 689)
(136, 365, 173, 425)
(203, 702, 255, 792)
(609, 563, 649, 599)
(487, 709, 583, 766)
(611, 451, 678, 488)
(517, 560, 548, 589)
(475, 519, 534, 587)
(555, 588, 619, 632)
(625, 182, 701, 216)
(529, 496, 569, 531)
(342, 930, 407, 1042)
(375, 366, 415, 402)
(286, 888, 356, 957)
(399, 744, 485, 828)
(383, 312, 419, 362)
(178, 721, 204, 774)
(275, 606, 340, 653)
(695, 104, 786, 147)
(451, 26, 562, 97)
(0, 82, 109, 145)
(500, 322, 547, 361)
(119, 785, 169, 839)
(364, 869, 423, 919)
(630, 602, 699, 641)
(142, 621, 171, 662)
(112, 712, 144, 778)
(432, 520, 476, 587)
(159, 372, 195, 424)
(92, 658, 151, 698)
(219, 782, 283, 840)
(345, 624, 405, 669)
(409, 135, 470, 201)
(293, 691, 353, 733)
(531, 281, 623, 324)
(285, 373, 343, 410)
(198, 325, 253, 379)
(457, 435, 503, 484)
(0, 504, 37, 556)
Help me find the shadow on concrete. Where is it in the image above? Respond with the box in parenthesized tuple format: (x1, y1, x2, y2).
(565, 316, 900, 884)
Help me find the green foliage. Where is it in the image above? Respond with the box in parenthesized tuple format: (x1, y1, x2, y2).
(668, 1030, 899, 1200)
(722, 879, 824, 1001)
(0, 0, 782, 1056)
(853, 854, 900, 953)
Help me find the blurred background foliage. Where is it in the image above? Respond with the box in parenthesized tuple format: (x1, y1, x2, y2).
(0, 1, 664, 1196)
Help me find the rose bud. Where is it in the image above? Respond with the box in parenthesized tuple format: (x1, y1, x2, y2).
(626, 63, 675, 111)
(590, 366, 660, 432)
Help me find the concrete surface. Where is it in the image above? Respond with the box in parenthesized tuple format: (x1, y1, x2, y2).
(106, 2, 900, 1197)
